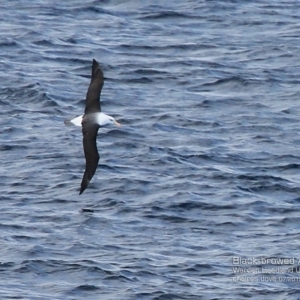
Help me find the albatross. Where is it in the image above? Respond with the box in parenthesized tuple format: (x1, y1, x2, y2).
(65, 59, 120, 195)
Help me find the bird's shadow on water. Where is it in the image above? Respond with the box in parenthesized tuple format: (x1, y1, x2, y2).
(81, 207, 95, 213)
(79, 192, 125, 214)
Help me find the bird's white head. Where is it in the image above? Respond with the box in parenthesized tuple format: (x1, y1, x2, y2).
(98, 112, 121, 127)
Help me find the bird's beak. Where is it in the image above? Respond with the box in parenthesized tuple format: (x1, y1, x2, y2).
(114, 120, 121, 127)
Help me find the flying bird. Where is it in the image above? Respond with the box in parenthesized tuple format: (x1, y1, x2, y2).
(65, 59, 120, 194)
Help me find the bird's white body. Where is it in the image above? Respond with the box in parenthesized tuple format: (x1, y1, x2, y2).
(69, 115, 83, 126)
(69, 112, 119, 127)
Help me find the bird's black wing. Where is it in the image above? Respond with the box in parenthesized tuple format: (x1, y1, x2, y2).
(85, 59, 104, 114)
(79, 122, 100, 195)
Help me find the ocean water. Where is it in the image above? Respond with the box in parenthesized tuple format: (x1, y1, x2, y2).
(1, 1, 300, 299)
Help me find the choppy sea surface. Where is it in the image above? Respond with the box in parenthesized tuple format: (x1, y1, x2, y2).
(2, 1, 300, 299)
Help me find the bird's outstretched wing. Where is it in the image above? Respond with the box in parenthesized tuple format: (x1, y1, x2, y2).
(85, 59, 104, 114)
(79, 122, 100, 195)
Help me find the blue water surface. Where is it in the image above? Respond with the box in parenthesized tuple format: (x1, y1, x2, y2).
(1, 1, 300, 299)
